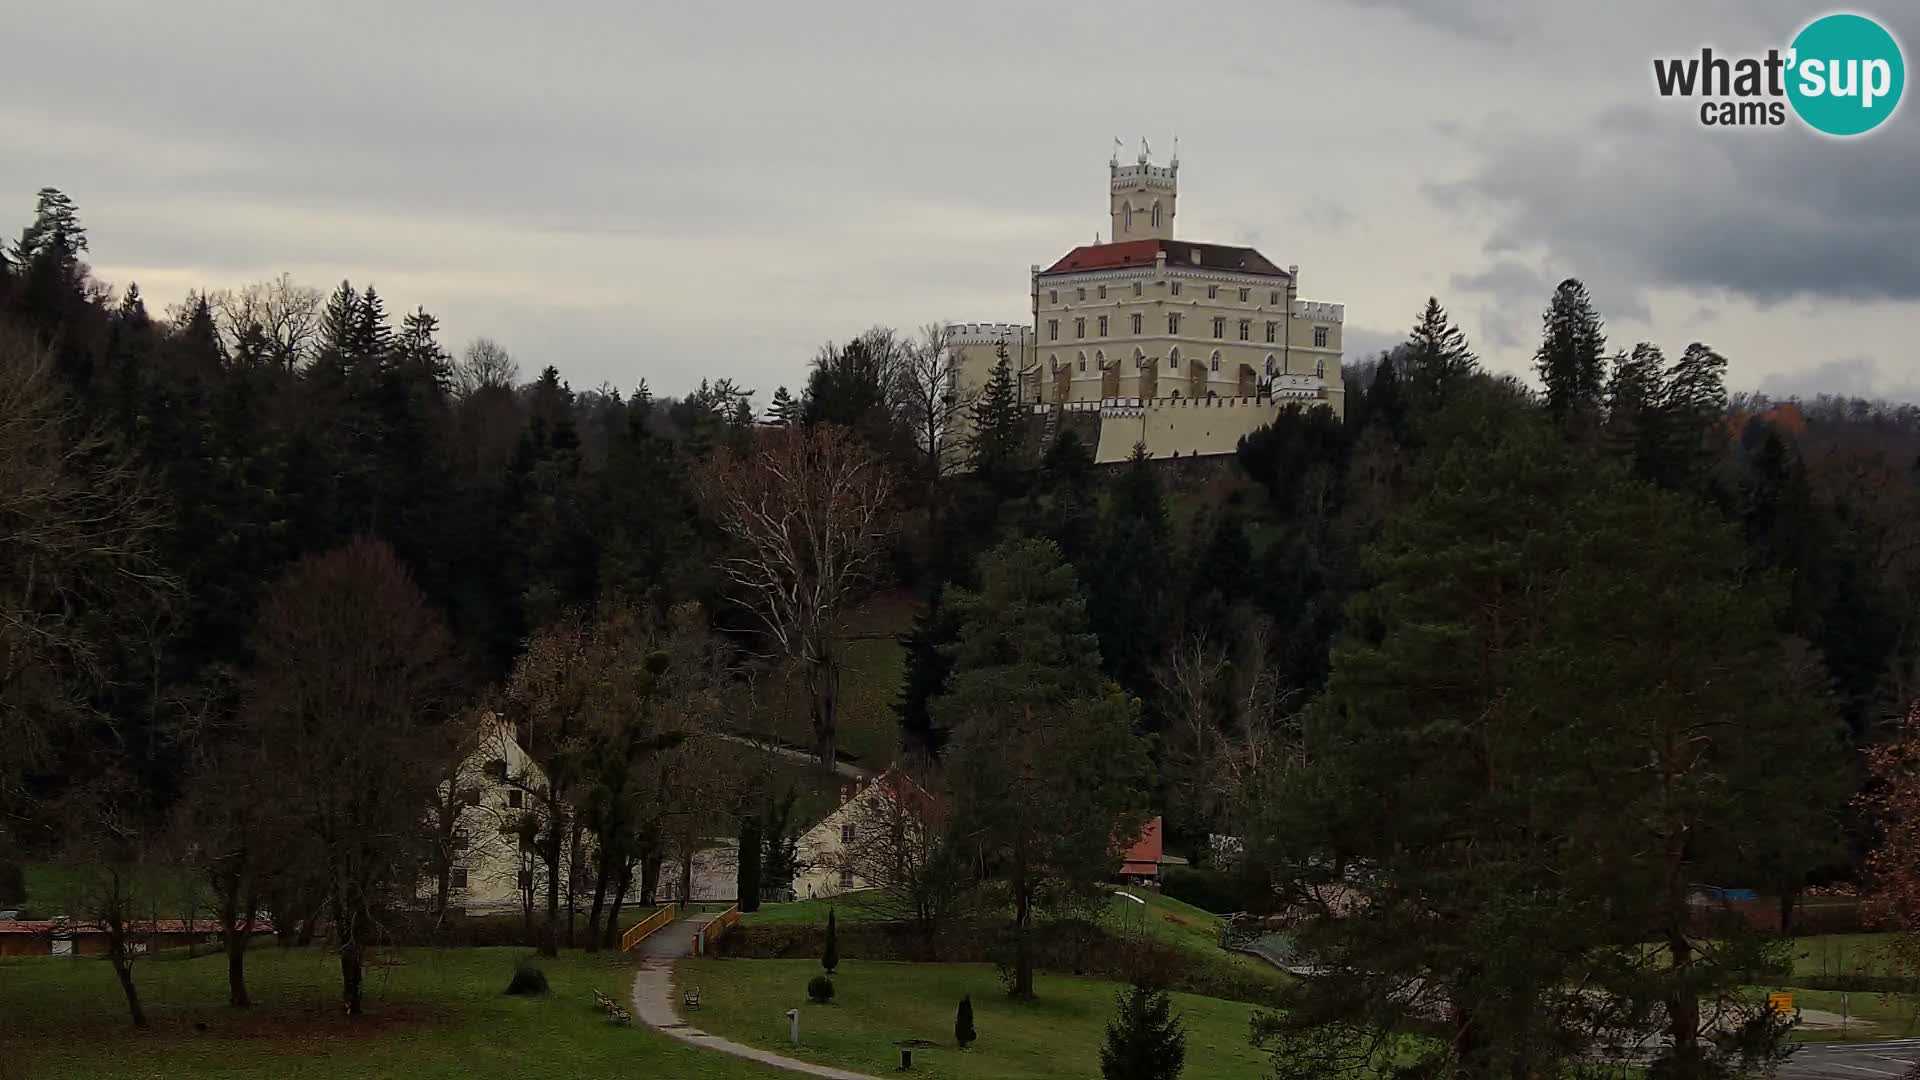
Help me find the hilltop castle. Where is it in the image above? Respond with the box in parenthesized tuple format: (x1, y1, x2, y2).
(950, 144, 1345, 463)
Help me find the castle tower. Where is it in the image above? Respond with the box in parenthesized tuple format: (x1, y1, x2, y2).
(1109, 138, 1176, 242)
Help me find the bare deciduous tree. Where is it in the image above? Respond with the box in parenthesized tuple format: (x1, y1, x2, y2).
(696, 424, 895, 768)
(900, 322, 979, 485)
(829, 767, 974, 945)
(455, 337, 519, 399)
(207, 273, 323, 369)
(245, 537, 466, 1015)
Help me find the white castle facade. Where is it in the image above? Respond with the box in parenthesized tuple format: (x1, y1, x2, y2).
(950, 145, 1345, 463)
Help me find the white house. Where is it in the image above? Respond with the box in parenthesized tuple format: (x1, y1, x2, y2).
(790, 767, 935, 900)
(425, 716, 574, 914)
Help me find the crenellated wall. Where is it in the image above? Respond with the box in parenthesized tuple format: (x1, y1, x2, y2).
(1029, 394, 1336, 464)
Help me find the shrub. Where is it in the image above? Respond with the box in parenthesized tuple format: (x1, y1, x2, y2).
(504, 957, 549, 996)
(823, 907, 839, 975)
(955, 993, 976, 1048)
(807, 974, 835, 1003)
(1101, 983, 1187, 1080)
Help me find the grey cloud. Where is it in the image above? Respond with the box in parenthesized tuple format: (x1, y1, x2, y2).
(1341, 0, 1521, 43)
(1342, 325, 1406, 362)
(1757, 355, 1920, 403)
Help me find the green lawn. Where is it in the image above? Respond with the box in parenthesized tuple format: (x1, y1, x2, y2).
(739, 892, 886, 928)
(18, 862, 208, 919)
(1787, 933, 1900, 980)
(0, 946, 772, 1079)
(674, 957, 1274, 1080)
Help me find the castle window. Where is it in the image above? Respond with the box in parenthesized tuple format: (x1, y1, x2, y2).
(1098, 315, 1109, 337)
(1314, 325, 1329, 348)
(1207, 285, 1219, 300)
(840, 868, 855, 888)
(451, 868, 468, 890)
(1168, 313, 1180, 334)
(1151, 202, 1162, 229)
(1265, 321, 1278, 344)
(1048, 319, 1058, 341)
(1239, 288, 1250, 302)
(1075, 317, 1085, 339)
(1098, 285, 1107, 299)
(1049, 289, 1058, 304)
(1133, 282, 1142, 297)
(1270, 290, 1281, 305)
(1210, 351, 1221, 372)
(1238, 319, 1250, 341)
(508, 789, 523, 809)
(1131, 313, 1143, 334)
(1076, 287, 1086, 301)
(1170, 281, 1181, 296)
(1315, 358, 1327, 378)
(1079, 354, 1087, 372)
(1169, 347, 1180, 370)
(1212, 317, 1225, 338)
(1265, 355, 1279, 376)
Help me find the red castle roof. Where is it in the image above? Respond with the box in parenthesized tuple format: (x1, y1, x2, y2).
(1043, 240, 1290, 278)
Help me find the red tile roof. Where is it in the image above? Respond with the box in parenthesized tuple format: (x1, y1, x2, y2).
(1119, 816, 1165, 877)
(1043, 240, 1290, 278)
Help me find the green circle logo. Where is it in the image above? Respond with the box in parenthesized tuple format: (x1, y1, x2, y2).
(1787, 13, 1905, 136)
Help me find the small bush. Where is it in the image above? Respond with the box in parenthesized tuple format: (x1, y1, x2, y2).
(807, 974, 835, 1003)
(955, 993, 976, 1048)
(505, 957, 549, 996)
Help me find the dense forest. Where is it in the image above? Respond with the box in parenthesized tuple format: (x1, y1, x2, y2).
(5, 185, 1920, 1072)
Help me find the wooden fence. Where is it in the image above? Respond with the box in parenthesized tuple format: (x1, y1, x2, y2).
(620, 905, 677, 953)
(696, 906, 740, 956)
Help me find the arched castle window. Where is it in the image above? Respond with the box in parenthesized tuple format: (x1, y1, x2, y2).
(1151, 202, 1162, 229)
(1093, 350, 1104, 370)
(1210, 350, 1221, 372)
(1135, 347, 1146, 369)
(1124, 203, 1133, 231)
(1314, 358, 1326, 378)
(1168, 347, 1180, 371)
(1049, 354, 1058, 372)
(1170, 390, 1181, 398)
(1076, 351, 1086, 372)
(1265, 355, 1278, 376)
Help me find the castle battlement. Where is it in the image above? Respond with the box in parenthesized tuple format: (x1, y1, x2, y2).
(949, 321, 1030, 345)
(1293, 300, 1344, 323)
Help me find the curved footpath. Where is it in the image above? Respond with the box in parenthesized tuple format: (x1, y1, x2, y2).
(630, 914, 882, 1080)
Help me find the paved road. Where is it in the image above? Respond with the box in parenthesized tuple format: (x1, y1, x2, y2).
(713, 733, 871, 781)
(1782, 1038, 1920, 1079)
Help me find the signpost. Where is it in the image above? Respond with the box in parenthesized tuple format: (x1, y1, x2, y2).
(1767, 992, 1794, 1016)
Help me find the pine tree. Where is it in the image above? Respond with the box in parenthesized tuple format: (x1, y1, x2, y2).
(317, 280, 359, 361)
(768, 385, 798, 425)
(1085, 444, 1171, 696)
(1100, 984, 1187, 1080)
(1534, 278, 1608, 436)
(12, 187, 88, 267)
(1646, 341, 1729, 496)
(351, 286, 394, 367)
(1603, 343, 1663, 467)
(955, 994, 977, 1049)
(969, 348, 1025, 487)
(1402, 297, 1477, 410)
(895, 591, 962, 756)
(822, 907, 839, 975)
(1363, 352, 1408, 442)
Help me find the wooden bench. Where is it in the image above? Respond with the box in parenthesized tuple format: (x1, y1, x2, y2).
(682, 986, 702, 1011)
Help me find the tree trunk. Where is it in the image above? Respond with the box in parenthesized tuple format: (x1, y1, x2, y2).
(1666, 927, 1701, 1071)
(679, 847, 694, 905)
(585, 839, 614, 953)
(604, 858, 634, 950)
(641, 854, 661, 906)
(1010, 841, 1033, 999)
(807, 649, 841, 771)
(566, 819, 584, 949)
(1779, 885, 1799, 936)
(737, 815, 762, 913)
(340, 938, 364, 1016)
(110, 943, 146, 1027)
(542, 806, 563, 957)
(227, 928, 251, 1007)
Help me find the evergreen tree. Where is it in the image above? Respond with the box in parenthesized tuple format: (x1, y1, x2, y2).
(1362, 351, 1407, 442)
(969, 348, 1025, 488)
(1603, 343, 1664, 468)
(1645, 341, 1730, 497)
(12, 187, 87, 267)
(316, 280, 359, 363)
(767, 385, 799, 425)
(955, 994, 976, 1049)
(1534, 277, 1608, 436)
(1100, 984, 1187, 1080)
(1037, 428, 1098, 562)
(822, 907, 839, 975)
(736, 814, 763, 913)
(1084, 445, 1171, 696)
(1402, 297, 1477, 411)
(895, 591, 961, 756)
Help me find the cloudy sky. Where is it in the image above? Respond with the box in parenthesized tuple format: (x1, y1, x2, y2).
(4, 0, 1916, 402)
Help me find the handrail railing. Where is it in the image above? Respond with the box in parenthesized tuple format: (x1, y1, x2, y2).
(620, 905, 677, 953)
(696, 905, 740, 956)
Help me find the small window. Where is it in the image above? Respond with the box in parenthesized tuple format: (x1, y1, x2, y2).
(1124, 203, 1133, 231)
(1239, 288, 1250, 302)
(1133, 282, 1142, 297)
(1075, 317, 1085, 339)
(1266, 356, 1279, 376)
(1315, 358, 1327, 378)
(518, 870, 532, 890)
(484, 760, 506, 781)
(1265, 321, 1277, 344)
(1076, 287, 1086, 301)
(461, 787, 480, 807)
(1269, 290, 1281, 305)
(1168, 313, 1180, 334)
(1098, 285, 1107, 299)
(1238, 319, 1250, 341)
(1078, 355, 1087, 372)
(451, 868, 468, 890)
(1048, 319, 1059, 341)
(1049, 289, 1058, 304)
(1170, 281, 1181, 296)
(1314, 325, 1329, 348)
(1210, 352, 1221, 372)
(507, 789, 523, 809)
(839, 868, 855, 888)
(1151, 203, 1162, 229)
(452, 831, 470, 852)
(1098, 315, 1109, 337)
(1131, 313, 1143, 334)
(1212, 317, 1225, 338)
(1207, 285, 1219, 300)
(841, 823, 856, 843)
(1169, 348, 1181, 371)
